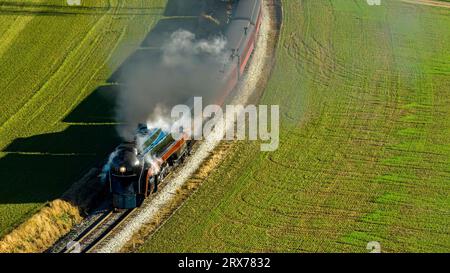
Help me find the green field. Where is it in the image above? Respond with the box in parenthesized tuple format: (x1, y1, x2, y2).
(0, 0, 167, 237)
(141, 0, 450, 252)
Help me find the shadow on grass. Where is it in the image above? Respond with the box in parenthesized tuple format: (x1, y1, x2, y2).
(0, 87, 119, 204)
(0, 10, 210, 205)
(63, 85, 118, 123)
(0, 1, 164, 16)
(0, 134, 116, 205)
(163, 0, 206, 17)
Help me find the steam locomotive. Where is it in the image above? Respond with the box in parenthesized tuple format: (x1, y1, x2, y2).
(107, 0, 262, 209)
(108, 124, 192, 208)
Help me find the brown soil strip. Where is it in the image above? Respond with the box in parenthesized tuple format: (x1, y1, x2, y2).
(401, 0, 450, 8)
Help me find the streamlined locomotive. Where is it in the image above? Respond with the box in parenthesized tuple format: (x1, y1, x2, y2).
(108, 125, 192, 208)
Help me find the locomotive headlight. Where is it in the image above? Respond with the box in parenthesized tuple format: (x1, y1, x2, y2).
(119, 166, 126, 173)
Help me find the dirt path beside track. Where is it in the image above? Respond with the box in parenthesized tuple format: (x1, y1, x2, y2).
(93, 0, 281, 253)
(401, 0, 450, 8)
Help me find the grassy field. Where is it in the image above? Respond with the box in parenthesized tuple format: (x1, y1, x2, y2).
(0, 0, 167, 238)
(141, 0, 450, 252)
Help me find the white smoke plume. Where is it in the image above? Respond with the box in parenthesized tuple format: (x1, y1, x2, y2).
(116, 29, 228, 141)
(163, 30, 227, 67)
(99, 150, 119, 183)
(144, 154, 163, 175)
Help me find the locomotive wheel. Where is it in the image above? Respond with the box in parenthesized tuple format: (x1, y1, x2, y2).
(180, 151, 187, 163)
(148, 179, 156, 194)
(147, 176, 157, 195)
(186, 141, 194, 155)
(153, 179, 158, 193)
(159, 164, 170, 181)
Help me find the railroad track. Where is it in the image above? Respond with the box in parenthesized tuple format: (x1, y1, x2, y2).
(62, 208, 135, 253)
(50, 144, 196, 254)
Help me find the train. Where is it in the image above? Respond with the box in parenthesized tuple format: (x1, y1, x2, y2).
(108, 0, 263, 209)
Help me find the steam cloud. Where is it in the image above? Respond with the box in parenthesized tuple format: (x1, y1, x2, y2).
(116, 29, 228, 141)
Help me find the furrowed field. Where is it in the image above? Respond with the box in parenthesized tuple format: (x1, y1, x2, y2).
(0, 0, 167, 237)
(142, 0, 450, 252)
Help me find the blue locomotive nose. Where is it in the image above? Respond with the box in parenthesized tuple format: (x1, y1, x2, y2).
(112, 194, 138, 209)
(110, 174, 144, 209)
(108, 142, 144, 209)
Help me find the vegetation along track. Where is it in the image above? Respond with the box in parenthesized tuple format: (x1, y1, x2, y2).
(141, 0, 450, 253)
